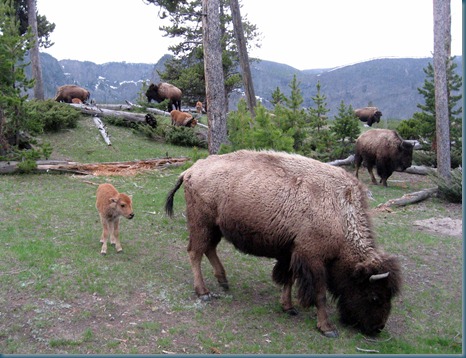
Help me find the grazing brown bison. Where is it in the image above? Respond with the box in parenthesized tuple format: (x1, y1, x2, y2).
(146, 82, 182, 112)
(165, 150, 401, 338)
(170, 109, 198, 127)
(355, 129, 414, 187)
(54, 85, 90, 103)
(354, 107, 382, 127)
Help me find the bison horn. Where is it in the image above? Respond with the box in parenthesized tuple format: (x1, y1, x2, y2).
(369, 272, 390, 282)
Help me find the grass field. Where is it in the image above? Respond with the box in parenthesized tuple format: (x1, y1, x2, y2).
(0, 117, 462, 354)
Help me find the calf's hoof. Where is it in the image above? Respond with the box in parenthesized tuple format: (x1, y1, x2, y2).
(219, 281, 229, 290)
(283, 307, 299, 316)
(199, 293, 212, 302)
(100, 251, 107, 256)
(322, 330, 339, 338)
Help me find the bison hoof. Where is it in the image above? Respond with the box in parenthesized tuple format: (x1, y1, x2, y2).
(322, 330, 339, 338)
(100, 251, 107, 256)
(283, 307, 299, 316)
(219, 281, 229, 290)
(199, 293, 212, 302)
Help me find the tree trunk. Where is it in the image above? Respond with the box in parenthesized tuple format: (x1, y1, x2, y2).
(27, 0, 44, 100)
(433, 0, 451, 181)
(230, 0, 256, 117)
(376, 187, 438, 210)
(202, 0, 228, 154)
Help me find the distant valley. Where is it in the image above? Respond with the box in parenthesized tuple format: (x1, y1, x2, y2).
(28, 53, 462, 119)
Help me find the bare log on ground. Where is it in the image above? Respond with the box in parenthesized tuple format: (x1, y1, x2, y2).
(376, 187, 438, 210)
(0, 157, 189, 175)
(70, 103, 148, 123)
(327, 154, 354, 166)
(124, 101, 170, 116)
(404, 165, 436, 175)
(93, 116, 112, 146)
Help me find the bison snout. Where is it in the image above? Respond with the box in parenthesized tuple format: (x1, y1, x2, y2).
(128, 213, 134, 219)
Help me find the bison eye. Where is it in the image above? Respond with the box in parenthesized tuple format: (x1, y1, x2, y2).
(121, 204, 126, 208)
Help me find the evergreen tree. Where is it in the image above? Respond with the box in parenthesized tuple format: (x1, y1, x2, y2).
(145, 0, 259, 108)
(280, 75, 306, 151)
(308, 81, 330, 132)
(331, 101, 360, 159)
(397, 58, 462, 155)
(271, 86, 286, 106)
(0, 0, 34, 154)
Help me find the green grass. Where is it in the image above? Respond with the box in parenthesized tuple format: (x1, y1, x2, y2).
(0, 117, 462, 354)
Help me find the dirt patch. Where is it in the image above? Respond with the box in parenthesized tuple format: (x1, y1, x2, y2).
(413, 217, 462, 238)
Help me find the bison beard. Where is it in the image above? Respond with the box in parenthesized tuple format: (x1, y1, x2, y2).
(165, 150, 401, 338)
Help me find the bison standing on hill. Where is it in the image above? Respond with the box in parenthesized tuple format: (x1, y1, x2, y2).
(354, 107, 382, 127)
(165, 150, 401, 338)
(355, 129, 414, 187)
(146, 82, 182, 112)
(54, 85, 90, 104)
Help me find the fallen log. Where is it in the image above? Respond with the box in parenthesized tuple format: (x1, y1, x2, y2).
(93, 116, 112, 146)
(0, 157, 190, 175)
(376, 187, 438, 210)
(327, 154, 354, 166)
(70, 103, 148, 123)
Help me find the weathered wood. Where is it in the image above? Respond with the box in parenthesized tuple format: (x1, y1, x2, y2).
(404, 165, 436, 175)
(327, 154, 354, 166)
(93, 116, 112, 146)
(70, 103, 148, 123)
(0, 157, 189, 175)
(376, 187, 438, 209)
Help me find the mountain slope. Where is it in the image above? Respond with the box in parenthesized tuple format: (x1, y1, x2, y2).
(31, 53, 462, 119)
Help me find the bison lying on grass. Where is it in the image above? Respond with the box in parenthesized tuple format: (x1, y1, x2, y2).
(96, 184, 134, 255)
(165, 150, 401, 338)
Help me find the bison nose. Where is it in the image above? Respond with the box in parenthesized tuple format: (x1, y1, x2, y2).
(128, 213, 134, 219)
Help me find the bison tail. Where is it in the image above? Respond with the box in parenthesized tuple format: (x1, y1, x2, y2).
(164, 174, 185, 217)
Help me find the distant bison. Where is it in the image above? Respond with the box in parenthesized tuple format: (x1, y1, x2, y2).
(354, 107, 382, 127)
(195, 101, 204, 114)
(165, 150, 401, 338)
(96, 183, 134, 255)
(355, 129, 414, 187)
(146, 82, 182, 112)
(54, 85, 90, 104)
(170, 109, 198, 127)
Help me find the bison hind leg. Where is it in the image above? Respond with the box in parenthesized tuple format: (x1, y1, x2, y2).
(273, 257, 299, 315)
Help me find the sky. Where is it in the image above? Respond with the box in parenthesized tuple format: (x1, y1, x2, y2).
(36, 0, 462, 71)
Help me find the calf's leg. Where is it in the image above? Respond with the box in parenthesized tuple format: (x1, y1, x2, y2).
(110, 218, 123, 253)
(99, 214, 110, 255)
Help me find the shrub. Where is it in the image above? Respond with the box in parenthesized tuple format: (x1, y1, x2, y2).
(164, 126, 206, 148)
(23, 100, 80, 133)
(431, 167, 462, 203)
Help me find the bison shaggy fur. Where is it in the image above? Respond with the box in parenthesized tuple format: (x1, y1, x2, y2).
(96, 183, 134, 255)
(355, 129, 414, 187)
(165, 150, 401, 337)
(146, 82, 182, 112)
(354, 107, 382, 127)
(54, 85, 90, 104)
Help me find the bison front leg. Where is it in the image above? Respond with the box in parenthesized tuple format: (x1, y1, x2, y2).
(313, 274, 338, 338)
(110, 218, 123, 253)
(280, 279, 298, 316)
(99, 215, 110, 255)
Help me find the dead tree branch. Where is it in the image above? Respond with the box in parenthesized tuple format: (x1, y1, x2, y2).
(376, 187, 438, 210)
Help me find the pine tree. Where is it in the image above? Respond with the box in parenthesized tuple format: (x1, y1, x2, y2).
(331, 101, 360, 159)
(308, 81, 330, 132)
(0, 0, 34, 154)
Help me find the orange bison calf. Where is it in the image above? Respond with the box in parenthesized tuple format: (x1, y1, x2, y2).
(95, 184, 134, 255)
(170, 109, 198, 127)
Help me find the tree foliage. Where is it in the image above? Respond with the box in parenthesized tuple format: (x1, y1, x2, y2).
(144, 0, 260, 107)
(0, 0, 34, 155)
(397, 57, 462, 167)
(9, 0, 55, 48)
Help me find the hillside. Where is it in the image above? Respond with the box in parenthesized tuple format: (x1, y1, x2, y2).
(29, 53, 462, 119)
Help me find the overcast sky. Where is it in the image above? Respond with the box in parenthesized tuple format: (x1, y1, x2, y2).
(37, 0, 462, 71)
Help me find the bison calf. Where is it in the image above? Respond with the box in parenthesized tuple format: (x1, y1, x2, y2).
(170, 109, 198, 127)
(355, 129, 414, 187)
(96, 183, 134, 255)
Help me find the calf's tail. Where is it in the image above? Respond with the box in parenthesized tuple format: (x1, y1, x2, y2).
(164, 174, 185, 217)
